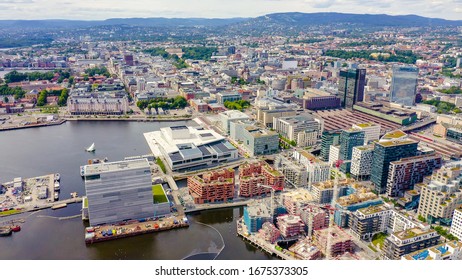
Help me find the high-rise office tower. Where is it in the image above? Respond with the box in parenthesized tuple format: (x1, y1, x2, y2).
(339, 129, 365, 173)
(83, 159, 154, 226)
(320, 130, 341, 162)
(390, 65, 418, 106)
(338, 69, 366, 109)
(371, 131, 418, 194)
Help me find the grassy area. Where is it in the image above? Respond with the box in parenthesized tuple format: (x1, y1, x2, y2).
(156, 157, 167, 173)
(0, 209, 20, 216)
(371, 232, 388, 250)
(152, 184, 168, 204)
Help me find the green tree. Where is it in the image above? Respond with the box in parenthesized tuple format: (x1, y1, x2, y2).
(36, 90, 48, 106)
(58, 88, 69, 107)
(68, 76, 75, 86)
(3, 96, 8, 103)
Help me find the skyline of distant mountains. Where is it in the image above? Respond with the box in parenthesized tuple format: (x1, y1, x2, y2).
(0, 12, 461, 29)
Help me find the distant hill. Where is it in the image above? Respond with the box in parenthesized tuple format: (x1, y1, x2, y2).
(0, 12, 460, 29)
(246, 12, 462, 27)
(0, 17, 248, 29)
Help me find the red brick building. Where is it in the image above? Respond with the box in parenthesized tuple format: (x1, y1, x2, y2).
(189, 99, 209, 112)
(187, 168, 235, 204)
(239, 161, 285, 197)
(313, 227, 354, 257)
(277, 215, 305, 238)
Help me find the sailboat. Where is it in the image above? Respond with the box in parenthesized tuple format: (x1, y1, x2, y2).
(85, 143, 95, 152)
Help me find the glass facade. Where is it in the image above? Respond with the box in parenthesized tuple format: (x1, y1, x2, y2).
(338, 69, 366, 109)
(390, 65, 418, 106)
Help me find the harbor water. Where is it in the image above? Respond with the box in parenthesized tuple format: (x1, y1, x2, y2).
(0, 121, 275, 260)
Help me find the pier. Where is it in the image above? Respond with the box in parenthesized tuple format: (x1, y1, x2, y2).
(236, 218, 297, 260)
(85, 214, 189, 244)
(1, 173, 82, 217)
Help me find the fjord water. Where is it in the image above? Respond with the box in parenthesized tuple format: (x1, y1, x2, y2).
(0, 121, 274, 260)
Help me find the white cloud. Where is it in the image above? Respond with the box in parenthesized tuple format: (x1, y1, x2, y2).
(0, 0, 459, 20)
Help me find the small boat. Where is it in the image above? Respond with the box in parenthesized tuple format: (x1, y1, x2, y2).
(54, 192, 59, 201)
(54, 181, 60, 191)
(55, 173, 60, 181)
(0, 226, 12, 237)
(85, 143, 95, 152)
(11, 225, 21, 232)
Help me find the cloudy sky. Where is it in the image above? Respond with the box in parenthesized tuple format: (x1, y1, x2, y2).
(0, 0, 460, 21)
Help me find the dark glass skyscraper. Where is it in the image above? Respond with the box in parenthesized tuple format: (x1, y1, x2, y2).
(321, 130, 341, 162)
(339, 129, 365, 173)
(390, 65, 418, 106)
(371, 138, 418, 194)
(338, 69, 366, 109)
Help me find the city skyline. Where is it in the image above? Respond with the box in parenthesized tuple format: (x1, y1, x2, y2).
(0, 0, 460, 21)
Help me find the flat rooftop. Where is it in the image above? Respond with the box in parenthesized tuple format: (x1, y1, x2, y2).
(219, 110, 249, 119)
(83, 158, 149, 176)
(354, 123, 378, 128)
(358, 205, 386, 215)
(393, 227, 435, 241)
(283, 189, 314, 203)
(144, 121, 226, 155)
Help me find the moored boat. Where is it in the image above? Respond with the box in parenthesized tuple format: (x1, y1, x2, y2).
(0, 226, 12, 237)
(85, 143, 95, 152)
(11, 225, 21, 232)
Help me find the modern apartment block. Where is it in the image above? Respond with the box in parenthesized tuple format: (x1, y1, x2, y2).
(352, 123, 381, 144)
(243, 201, 273, 233)
(350, 145, 374, 181)
(282, 189, 314, 215)
(254, 97, 298, 128)
(313, 226, 354, 257)
(329, 145, 340, 165)
(230, 120, 279, 156)
(300, 204, 329, 237)
(274, 155, 309, 188)
(273, 114, 323, 146)
(348, 205, 391, 241)
(417, 162, 462, 225)
(371, 131, 418, 194)
(386, 154, 442, 197)
(334, 186, 382, 228)
(293, 150, 330, 185)
(320, 130, 341, 162)
(277, 215, 305, 238)
(310, 179, 352, 204)
(83, 159, 155, 226)
(239, 161, 284, 197)
(218, 110, 250, 134)
(447, 127, 462, 144)
(187, 168, 235, 204)
(382, 228, 440, 260)
(258, 222, 281, 243)
(402, 241, 462, 260)
(450, 207, 462, 241)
